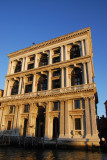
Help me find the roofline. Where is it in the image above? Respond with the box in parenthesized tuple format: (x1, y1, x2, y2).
(7, 27, 91, 58)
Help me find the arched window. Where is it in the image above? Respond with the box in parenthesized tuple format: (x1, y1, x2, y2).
(15, 61, 22, 73)
(39, 54, 48, 67)
(11, 81, 19, 95)
(70, 45, 80, 59)
(71, 68, 82, 86)
(37, 75, 47, 91)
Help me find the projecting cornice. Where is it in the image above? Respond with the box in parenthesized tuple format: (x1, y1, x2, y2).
(7, 27, 91, 58)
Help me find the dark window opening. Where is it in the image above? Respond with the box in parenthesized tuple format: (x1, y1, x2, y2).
(23, 119, 28, 137)
(7, 121, 11, 130)
(30, 56, 35, 61)
(71, 68, 82, 86)
(75, 100, 80, 109)
(53, 117, 59, 139)
(9, 106, 14, 114)
(36, 106, 45, 138)
(52, 79, 60, 89)
(37, 75, 47, 91)
(11, 81, 19, 95)
(53, 57, 60, 63)
(28, 75, 33, 82)
(54, 48, 60, 54)
(28, 63, 34, 70)
(70, 45, 80, 59)
(53, 69, 61, 77)
(53, 102, 59, 111)
(75, 118, 81, 130)
(24, 104, 29, 113)
(15, 61, 22, 73)
(39, 54, 48, 67)
(25, 84, 32, 93)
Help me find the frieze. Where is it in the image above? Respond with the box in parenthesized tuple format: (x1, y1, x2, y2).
(7, 27, 90, 58)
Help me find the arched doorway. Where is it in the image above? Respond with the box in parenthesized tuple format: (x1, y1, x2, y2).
(53, 117, 59, 139)
(36, 106, 45, 138)
(23, 118, 28, 137)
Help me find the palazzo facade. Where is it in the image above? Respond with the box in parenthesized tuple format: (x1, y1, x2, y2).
(0, 27, 99, 146)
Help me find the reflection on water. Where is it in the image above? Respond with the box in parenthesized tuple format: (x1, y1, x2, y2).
(0, 147, 106, 160)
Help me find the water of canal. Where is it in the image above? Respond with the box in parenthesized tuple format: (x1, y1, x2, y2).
(0, 147, 106, 160)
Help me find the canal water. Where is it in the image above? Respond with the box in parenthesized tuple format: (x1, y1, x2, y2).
(0, 147, 106, 160)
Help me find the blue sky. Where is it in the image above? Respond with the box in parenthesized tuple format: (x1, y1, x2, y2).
(0, 0, 107, 117)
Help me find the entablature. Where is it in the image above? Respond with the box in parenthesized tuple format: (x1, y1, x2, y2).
(6, 55, 91, 79)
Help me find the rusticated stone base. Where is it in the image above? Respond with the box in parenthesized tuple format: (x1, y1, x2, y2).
(0, 136, 100, 150)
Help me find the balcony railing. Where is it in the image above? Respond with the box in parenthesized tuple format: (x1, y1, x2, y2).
(0, 83, 96, 101)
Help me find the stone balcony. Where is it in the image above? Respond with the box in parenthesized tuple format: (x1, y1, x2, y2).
(0, 83, 96, 102)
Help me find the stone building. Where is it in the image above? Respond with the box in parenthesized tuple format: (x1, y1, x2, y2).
(0, 27, 99, 146)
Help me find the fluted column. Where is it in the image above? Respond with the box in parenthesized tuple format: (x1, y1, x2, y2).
(48, 70, 52, 90)
(61, 46, 64, 61)
(83, 63, 87, 84)
(65, 45, 69, 61)
(85, 39, 89, 55)
(66, 67, 70, 87)
(49, 50, 53, 64)
(3, 79, 8, 96)
(85, 98, 91, 137)
(82, 40, 85, 56)
(61, 67, 64, 88)
(25, 57, 28, 70)
(33, 74, 37, 92)
(90, 97, 97, 136)
(59, 100, 64, 138)
(18, 77, 22, 94)
(21, 57, 25, 71)
(21, 77, 25, 94)
(7, 60, 11, 75)
(87, 61, 93, 83)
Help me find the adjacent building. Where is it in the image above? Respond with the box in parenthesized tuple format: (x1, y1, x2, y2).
(0, 27, 99, 146)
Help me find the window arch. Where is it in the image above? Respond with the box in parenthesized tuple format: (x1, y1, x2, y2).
(71, 68, 82, 86)
(39, 54, 48, 67)
(70, 45, 80, 59)
(37, 75, 48, 91)
(11, 80, 19, 95)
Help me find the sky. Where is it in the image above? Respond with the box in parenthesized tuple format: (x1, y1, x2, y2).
(0, 0, 107, 117)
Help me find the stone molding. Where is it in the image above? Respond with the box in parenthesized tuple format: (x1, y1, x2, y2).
(7, 27, 90, 58)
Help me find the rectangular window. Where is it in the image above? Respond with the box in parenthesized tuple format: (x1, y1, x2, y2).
(53, 57, 60, 63)
(54, 48, 60, 54)
(52, 79, 60, 89)
(75, 118, 81, 130)
(25, 84, 32, 93)
(53, 102, 59, 111)
(7, 121, 11, 130)
(24, 104, 29, 113)
(75, 100, 80, 109)
(28, 63, 34, 70)
(53, 70, 61, 77)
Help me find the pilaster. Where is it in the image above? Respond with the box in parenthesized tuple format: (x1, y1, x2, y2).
(85, 98, 91, 138)
(59, 100, 64, 138)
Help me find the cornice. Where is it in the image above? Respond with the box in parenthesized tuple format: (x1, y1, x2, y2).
(0, 83, 96, 103)
(7, 27, 90, 58)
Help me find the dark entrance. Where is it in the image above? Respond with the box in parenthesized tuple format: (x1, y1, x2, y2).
(23, 119, 28, 137)
(53, 117, 59, 139)
(36, 106, 45, 138)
